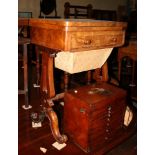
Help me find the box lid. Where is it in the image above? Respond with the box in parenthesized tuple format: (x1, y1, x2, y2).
(65, 83, 126, 105)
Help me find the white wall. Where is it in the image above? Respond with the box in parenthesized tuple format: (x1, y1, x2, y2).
(18, 0, 127, 18)
(18, 0, 40, 18)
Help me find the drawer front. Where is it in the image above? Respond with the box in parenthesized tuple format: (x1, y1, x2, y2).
(89, 126, 122, 152)
(90, 112, 124, 132)
(91, 98, 126, 120)
(70, 31, 125, 51)
(89, 114, 124, 151)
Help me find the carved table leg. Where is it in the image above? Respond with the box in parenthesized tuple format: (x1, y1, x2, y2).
(45, 106, 68, 143)
(46, 54, 55, 98)
(41, 51, 68, 143)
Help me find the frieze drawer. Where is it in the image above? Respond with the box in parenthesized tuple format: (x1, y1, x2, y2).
(70, 31, 125, 51)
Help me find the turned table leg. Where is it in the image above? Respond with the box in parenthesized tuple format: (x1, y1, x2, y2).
(40, 51, 67, 143)
(18, 38, 32, 109)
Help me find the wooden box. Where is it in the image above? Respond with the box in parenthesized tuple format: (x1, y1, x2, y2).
(64, 82, 127, 153)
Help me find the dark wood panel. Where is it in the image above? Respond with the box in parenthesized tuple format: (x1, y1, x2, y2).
(63, 82, 136, 153)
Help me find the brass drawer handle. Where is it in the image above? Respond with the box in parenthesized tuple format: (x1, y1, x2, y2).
(106, 129, 109, 133)
(107, 113, 111, 117)
(84, 39, 92, 45)
(76, 38, 92, 45)
(107, 106, 112, 111)
(107, 118, 110, 121)
(110, 37, 117, 42)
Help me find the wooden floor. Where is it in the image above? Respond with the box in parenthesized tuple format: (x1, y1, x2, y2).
(18, 64, 137, 155)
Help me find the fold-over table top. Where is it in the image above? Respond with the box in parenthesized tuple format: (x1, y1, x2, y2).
(29, 18, 127, 30)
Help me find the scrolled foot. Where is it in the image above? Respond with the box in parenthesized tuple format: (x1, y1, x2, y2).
(45, 107, 68, 144)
